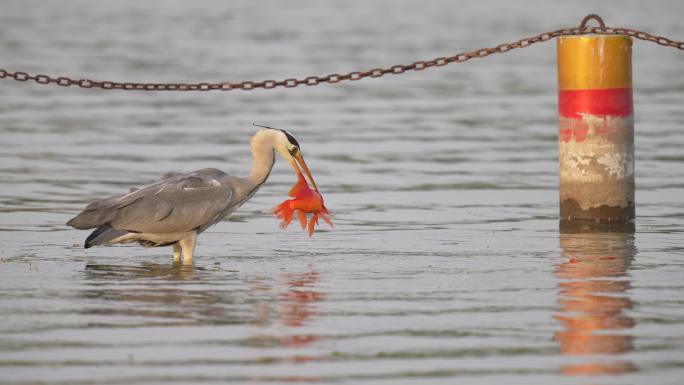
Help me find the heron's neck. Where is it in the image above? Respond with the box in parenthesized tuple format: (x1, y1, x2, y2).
(246, 134, 276, 188)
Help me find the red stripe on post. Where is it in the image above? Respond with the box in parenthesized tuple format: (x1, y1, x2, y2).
(559, 88, 633, 118)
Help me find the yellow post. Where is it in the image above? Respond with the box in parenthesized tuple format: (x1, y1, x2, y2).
(557, 35, 634, 228)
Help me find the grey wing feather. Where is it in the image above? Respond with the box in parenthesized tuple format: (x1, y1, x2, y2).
(112, 177, 233, 233)
(84, 225, 128, 248)
(67, 178, 171, 229)
(67, 170, 234, 233)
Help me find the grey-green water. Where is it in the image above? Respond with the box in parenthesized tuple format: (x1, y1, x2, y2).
(1, 1, 684, 384)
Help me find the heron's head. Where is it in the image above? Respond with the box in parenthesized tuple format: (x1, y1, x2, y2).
(254, 125, 318, 191)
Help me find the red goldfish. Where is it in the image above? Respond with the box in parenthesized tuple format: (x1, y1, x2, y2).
(274, 173, 333, 236)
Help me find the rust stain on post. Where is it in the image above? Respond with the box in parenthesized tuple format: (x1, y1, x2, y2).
(557, 35, 634, 225)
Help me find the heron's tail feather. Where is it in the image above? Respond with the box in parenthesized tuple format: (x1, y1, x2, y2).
(67, 210, 116, 230)
(84, 225, 128, 249)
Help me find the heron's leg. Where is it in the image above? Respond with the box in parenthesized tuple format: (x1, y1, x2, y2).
(172, 243, 181, 263)
(178, 232, 197, 264)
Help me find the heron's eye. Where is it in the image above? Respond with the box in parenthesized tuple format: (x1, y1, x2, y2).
(289, 147, 299, 156)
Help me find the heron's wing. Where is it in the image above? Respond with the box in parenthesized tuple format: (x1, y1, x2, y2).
(67, 178, 169, 229)
(109, 173, 234, 234)
(80, 172, 200, 212)
(68, 172, 234, 232)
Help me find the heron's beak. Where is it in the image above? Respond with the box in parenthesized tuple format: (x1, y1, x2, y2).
(290, 153, 318, 191)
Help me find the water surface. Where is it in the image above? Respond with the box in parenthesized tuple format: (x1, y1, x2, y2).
(1, 1, 684, 384)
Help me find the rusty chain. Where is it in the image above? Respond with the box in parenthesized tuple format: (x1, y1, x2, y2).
(0, 14, 682, 92)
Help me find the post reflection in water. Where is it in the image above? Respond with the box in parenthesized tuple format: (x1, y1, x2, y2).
(555, 227, 637, 375)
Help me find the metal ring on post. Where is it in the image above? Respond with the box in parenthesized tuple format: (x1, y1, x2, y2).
(579, 14, 607, 32)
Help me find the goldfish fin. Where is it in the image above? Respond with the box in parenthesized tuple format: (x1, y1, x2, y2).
(297, 210, 308, 229)
(320, 213, 334, 228)
(308, 214, 316, 237)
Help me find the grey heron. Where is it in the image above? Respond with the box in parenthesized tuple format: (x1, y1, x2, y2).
(67, 127, 319, 263)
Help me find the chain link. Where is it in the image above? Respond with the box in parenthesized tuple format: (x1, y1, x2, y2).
(0, 14, 682, 92)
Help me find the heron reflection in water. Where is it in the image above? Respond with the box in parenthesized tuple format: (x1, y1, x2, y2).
(555, 228, 637, 375)
(67, 127, 320, 263)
